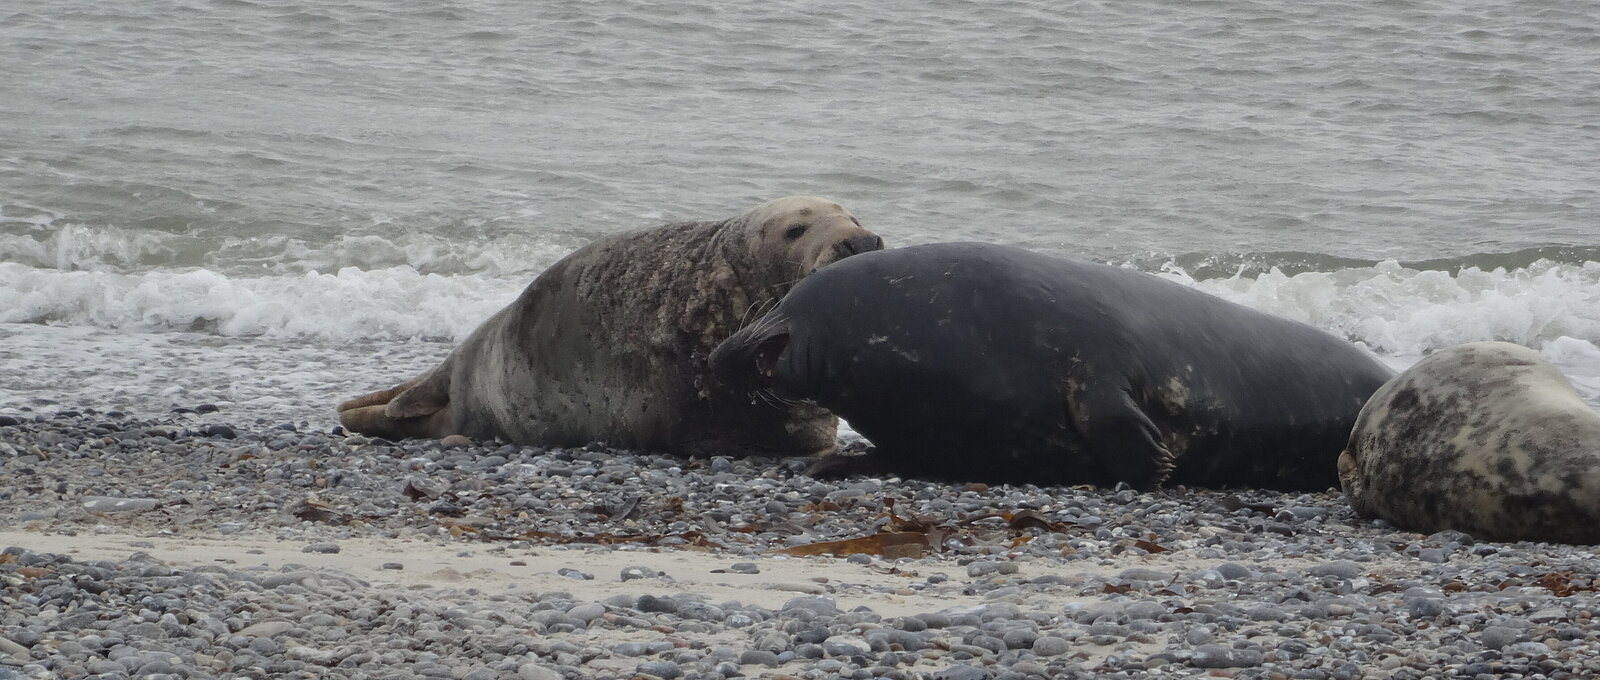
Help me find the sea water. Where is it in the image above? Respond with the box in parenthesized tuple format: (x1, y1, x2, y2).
(3, 0, 1598, 423)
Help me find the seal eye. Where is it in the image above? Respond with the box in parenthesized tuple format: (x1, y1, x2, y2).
(783, 224, 809, 241)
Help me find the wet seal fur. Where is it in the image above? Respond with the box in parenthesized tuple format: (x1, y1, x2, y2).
(337, 196, 883, 457)
(1339, 341, 1600, 543)
(709, 242, 1394, 490)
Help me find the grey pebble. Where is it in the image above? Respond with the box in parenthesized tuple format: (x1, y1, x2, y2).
(740, 650, 780, 667)
(930, 665, 994, 680)
(822, 636, 871, 657)
(301, 542, 340, 554)
(80, 496, 160, 513)
(1031, 636, 1069, 656)
(1214, 562, 1254, 580)
(1480, 626, 1521, 649)
(1308, 560, 1363, 579)
(567, 603, 605, 623)
(517, 664, 563, 680)
(966, 561, 1019, 577)
(1190, 645, 1264, 668)
(621, 565, 660, 581)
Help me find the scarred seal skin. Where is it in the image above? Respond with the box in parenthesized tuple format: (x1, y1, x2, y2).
(337, 196, 883, 457)
(709, 242, 1393, 490)
(1339, 341, 1600, 543)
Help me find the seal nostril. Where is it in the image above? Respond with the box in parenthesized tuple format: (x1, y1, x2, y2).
(836, 235, 884, 257)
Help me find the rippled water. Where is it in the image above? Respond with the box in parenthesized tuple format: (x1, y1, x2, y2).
(2, 0, 1598, 419)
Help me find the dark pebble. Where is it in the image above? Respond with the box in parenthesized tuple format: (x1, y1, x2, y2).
(930, 666, 993, 680)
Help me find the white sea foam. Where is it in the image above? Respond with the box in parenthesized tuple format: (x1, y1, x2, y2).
(5, 258, 1599, 356)
(0, 222, 585, 277)
(5, 257, 1600, 421)
(1170, 259, 1600, 357)
(0, 263, 521, 342)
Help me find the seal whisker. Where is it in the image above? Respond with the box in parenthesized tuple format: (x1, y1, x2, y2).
(739, 296, 779, 331)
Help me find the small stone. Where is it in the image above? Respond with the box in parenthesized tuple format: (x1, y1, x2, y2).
(1190, 645, 1264, 668)
(237, 621, 294, 637)
(621, 566, 660, 581)
(1480, 626, 1520, 649)
(381, 563, 404, 570)
(1405, 597, 1447, 618)
(301, 543, 340, 554)
(1031, 636, 1069, 656)
(81, 497, 160, 513)
(1119, 568, 1171, 582)
(1308, 561, 1362, 579)
(930, 665, 993, 680)
(1215, 563, 1254, 580)
(1509, 641, 1552, 656)
(440, 434, 473, 448)
(636, 595, 677, 613)
(0, 637, 29, 660)
(556, 568, 593, 580)
(730, 562, 760, 574)
(740, 650, 780, 667)
(821, 636, 871, 657)
(1124, 601, 1166, 620)
(635, 661, 682, 679)
(966, 561, 1019, 577)
(517, 664, 563, 680)
(782, 596, 839, 616)
(567, 603, 605, 623)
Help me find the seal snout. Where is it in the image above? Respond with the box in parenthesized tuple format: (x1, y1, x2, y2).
(710, 326, 790, 390)
(835, 234, 885, 258)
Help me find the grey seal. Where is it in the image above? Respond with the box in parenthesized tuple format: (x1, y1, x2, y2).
(710, 242, 1393, 490)
(1339, 341, 1600, 543)
(338, 196, 883, 456)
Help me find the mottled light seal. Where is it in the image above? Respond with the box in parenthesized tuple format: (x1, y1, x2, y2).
(337, 196, 883, 457)
(710, 242, 1394, 490)
(1339, 341, 1600, 543)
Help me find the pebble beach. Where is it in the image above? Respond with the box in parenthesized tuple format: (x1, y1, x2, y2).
(4, 409, 1600, 680)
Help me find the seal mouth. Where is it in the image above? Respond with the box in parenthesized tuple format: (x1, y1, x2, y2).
(753, 332, 789, 381)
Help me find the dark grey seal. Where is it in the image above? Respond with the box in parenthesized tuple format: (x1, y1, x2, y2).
(709, 242, 1393, 490)
(1339, 341, 1600, 543)
(337, 196, 883, 457)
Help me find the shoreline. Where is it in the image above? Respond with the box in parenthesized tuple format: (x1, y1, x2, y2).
(4, 410, 1600, 679)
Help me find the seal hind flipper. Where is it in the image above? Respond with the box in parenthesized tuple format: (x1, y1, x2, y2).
(382, 363, 452, 419)
(1063, 379, 1177, 489)
(335, 362, 455, 440)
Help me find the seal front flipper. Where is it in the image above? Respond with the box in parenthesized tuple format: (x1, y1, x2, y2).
(1063, 378, 1176, 489)
(804, 448, 894, 479)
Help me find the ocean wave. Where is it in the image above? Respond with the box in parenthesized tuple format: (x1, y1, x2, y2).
(0, 222, 587, 277)
(0, 263, 521, 341)
(1169, 258, 1600, 355)
(5, 255, 1600, 359)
